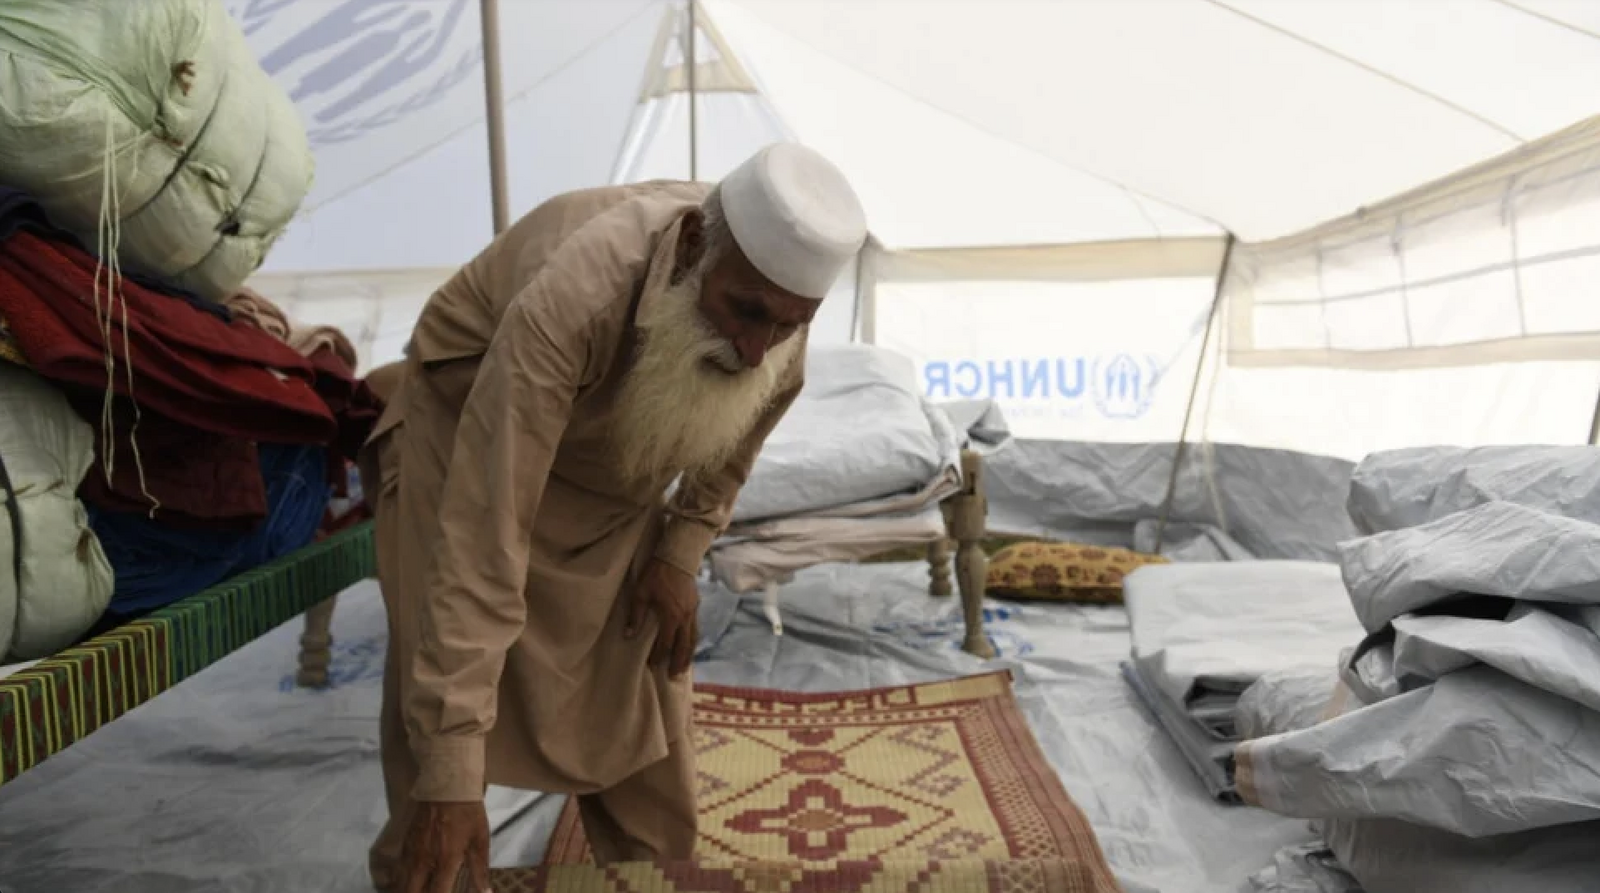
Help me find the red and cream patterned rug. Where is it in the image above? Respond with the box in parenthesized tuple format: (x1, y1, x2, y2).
(490, 671, 1121, 892)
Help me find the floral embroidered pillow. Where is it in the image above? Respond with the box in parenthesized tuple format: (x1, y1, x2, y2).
(984, 541, 1168, 605)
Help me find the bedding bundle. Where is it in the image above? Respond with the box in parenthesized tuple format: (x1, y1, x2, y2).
(1119, 559, 1363, 802)
(1229, 445, 1600, 893)
(706, 345, 1011, 593)
(0, 187, 379, 652)
(0, 4, 384, 662)
(0, 0, 312, 300)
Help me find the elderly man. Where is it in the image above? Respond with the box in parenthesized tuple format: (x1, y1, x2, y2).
(358, 144, 867, 892)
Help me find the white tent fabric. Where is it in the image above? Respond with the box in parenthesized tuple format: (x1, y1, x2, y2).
(233, 0, 1600, 459)
(728, 0, 1600, 241)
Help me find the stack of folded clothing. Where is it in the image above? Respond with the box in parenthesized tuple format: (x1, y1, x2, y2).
(1120, 559, 1365, 802)
(0, 185, 384, 650)
(0, 1, 381, 666)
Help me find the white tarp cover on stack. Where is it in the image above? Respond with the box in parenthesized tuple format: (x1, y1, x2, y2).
(0, 0, 312, 299)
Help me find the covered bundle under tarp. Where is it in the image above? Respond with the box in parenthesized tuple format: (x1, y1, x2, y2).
(0, 0, 312, 299)
(1235, 445, 1600, 893)
(0, 364, 114, 662)
(708, 344, 1006, 592)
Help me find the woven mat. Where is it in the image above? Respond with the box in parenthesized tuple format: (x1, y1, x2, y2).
(0, 521, 374, 787)
(491, 858, 1115, 892)
(492, 671, 1121, 892)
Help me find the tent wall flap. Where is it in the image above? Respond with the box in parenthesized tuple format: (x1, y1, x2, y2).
(866, 237, 1228, 286)
(1226, 113, 1600, 371)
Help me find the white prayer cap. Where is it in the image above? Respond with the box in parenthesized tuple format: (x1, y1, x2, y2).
(719, 143, 867, 300)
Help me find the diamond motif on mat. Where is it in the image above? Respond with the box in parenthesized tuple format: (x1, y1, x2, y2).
(923, 827, 991, 859)
(726, 778, 910, 861)
(697, 724, 963, 863)
(988, 775, 1055, 859)
(787, 728, 834, 746)
(912, 772, 965, 797)
(697, 725, 735, 753)
(994, 858, 1049, 893)
(889, 725, 968, 798)
(780, 749, 845, 775)
(728, 861, 806, 893)
(698, 768, 732, 797)
(533, 674, 1123, 892)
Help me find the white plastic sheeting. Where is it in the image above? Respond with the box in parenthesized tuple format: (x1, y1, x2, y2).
(0, 572, 1322, 893)
(1231, 444, 1600, 892)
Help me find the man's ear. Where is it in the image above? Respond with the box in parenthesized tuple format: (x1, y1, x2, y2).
(673, 209, 705, 285)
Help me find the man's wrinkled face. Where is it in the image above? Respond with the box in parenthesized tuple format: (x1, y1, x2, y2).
(612, 210, 811, 485)
(673, 211, 819, 374)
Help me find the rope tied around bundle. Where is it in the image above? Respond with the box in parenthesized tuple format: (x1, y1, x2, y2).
(91, 107, 159, 519)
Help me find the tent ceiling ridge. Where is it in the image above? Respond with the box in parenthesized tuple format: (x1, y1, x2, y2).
(1492, 0, 1600, 43)
(720, 0, 1226, 234)
(1234, 114, 1600, 261)
(1204, 0, 1525, 143)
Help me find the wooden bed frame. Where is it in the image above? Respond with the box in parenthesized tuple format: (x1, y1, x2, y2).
(0, 523, 373, 790)
(927, 449, 996, 659)
(0, 446, 995, 787)
(293, 448, 995, 687)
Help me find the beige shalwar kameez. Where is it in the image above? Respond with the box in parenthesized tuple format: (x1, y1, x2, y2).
(358, 181, 806, 884)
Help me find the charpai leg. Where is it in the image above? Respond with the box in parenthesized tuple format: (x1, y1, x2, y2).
(927, 538, 952, 597)
(946, 450, 995, 659)
(296, 594, 337, 688)
(761, 581, 784, 636)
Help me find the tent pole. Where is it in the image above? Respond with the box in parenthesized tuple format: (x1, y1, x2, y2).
(1153, 232, 1236, 554)
(480, 0, 510, 234)
(687, 0, 699, 181)
(1589, 382, 1600, 445)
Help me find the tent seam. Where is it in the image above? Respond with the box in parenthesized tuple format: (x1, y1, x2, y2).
(1203, 0, 1526, 143)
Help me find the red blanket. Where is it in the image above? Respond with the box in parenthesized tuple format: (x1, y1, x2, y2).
(0, 230, 336, 444)
(72, 394, 267, 531)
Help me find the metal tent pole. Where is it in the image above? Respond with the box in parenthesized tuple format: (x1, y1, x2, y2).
(481, 0, 510, 234)
(1153, 232, 1237, 554)
(687, 0, 699, 181)
(1589, 382, 1600, 445)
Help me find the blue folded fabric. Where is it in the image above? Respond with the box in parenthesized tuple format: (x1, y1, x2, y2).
(90, 443, 331, 615)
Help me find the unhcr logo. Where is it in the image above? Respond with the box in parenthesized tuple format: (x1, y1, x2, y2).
(921, 355, 1161, 420)
(232, 0, 483, 147)
(1092, 353, 1159, 419)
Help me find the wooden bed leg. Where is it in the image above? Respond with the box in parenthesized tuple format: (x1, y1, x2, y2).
(947, 450, 995, 659)
(761, 581, 785, 636)
(927, 538, 953, 597)
(296, 595, 336, 689)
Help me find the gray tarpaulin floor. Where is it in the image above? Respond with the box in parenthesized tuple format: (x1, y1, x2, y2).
(0, 563, 1315, 893)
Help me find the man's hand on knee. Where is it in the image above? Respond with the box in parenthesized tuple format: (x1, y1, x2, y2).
(400, 800, 490, 893)
(624, 559, 701, 678)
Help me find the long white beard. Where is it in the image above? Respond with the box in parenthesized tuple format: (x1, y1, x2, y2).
(610, 268, 800, 486)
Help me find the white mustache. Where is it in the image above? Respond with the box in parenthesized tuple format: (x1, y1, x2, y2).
(703, 338, 744, 373)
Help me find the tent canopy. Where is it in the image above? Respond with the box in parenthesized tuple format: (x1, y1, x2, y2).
(236, 0, 1600, 457)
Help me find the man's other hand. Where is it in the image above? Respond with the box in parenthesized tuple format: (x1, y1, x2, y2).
(624, 558, 701, 677)
(401, 801, 490, 893)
